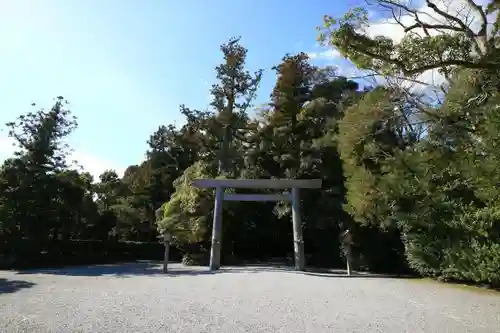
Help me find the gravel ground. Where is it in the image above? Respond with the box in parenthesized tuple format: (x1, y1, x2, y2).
(1, 262, 500, 333)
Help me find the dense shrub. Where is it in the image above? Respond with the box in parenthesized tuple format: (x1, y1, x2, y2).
(401, 205, 500, 286)
(352, 225, 411, 274)
(0, 239, 181, 270)
(181, 252, 210, 266)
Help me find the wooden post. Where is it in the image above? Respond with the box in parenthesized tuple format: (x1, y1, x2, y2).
(341, 229, 353, 276)
(162, 232, 171, 273)
(346, 253, 352, 276)
(291, 187, 305, 271)
(209, 186, 224, 270)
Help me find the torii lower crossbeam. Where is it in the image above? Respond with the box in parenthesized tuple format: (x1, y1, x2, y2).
(192, 178, 322, 271)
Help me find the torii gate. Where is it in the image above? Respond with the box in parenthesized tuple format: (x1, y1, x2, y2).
(192, 178, 322, 271)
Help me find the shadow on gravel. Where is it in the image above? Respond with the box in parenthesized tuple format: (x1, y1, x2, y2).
(296, 271, 418, 279)
(17, 262, 172, 277)
(15, 262, 265, 278)
(0, 278, 36, 294)
(16, 262, 418, 279)
(166, 265, 418, 279)
(216, 266, 419, 279)
(16, 262, 233, 278)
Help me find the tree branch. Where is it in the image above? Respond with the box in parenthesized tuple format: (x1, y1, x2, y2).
(404, 23, 463, 33)
(466, 0, 488, 35)
(377, 2, 410, 30)
(346, 73, 438, 88)
(377, 0, 487, 54)
(403, 59, 489, 75)
(378, 0, 418, 15)
(350, 41, 492, 76)
(414, 13, 431, 36)
(424, 0, 484, 54)
(425, 0, 472, 32)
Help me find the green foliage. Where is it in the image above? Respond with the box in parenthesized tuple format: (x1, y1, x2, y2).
(6, 97, 78, 172)
(327, 2, 500, 283)
(0, 239, 174, 269)
(157, 161, 216, 247)
(336, 64, 500, 285)
(210, 37, 262, 176)
(0, 98, 102, 259)
(318, 1, 500, 78)
(337, 87, 416, 227)
(395, 67, 500, 285)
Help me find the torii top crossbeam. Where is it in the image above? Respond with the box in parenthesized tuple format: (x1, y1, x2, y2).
(192, 178, 322, 189)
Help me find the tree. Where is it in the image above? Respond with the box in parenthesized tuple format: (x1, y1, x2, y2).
(153, 38, 263, 262)
(0, 97, 80, 258)
(318, 1, 500, 82)
(337, 87, 426, 226)
(157, 160, 216, 252)
(390, 67, 500, 283)
(210, 37, 262, 176)
(6, 97, 77, 173)
(267, 53, 316, 179)
(96, 170, 122, 209)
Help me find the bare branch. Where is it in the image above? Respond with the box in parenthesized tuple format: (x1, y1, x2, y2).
(346, 73, 438, 88)
(373, 0, 488, 53)
(414, 13, 431, 36)
(466, 0, 488, 35)
(376, 1, 411, 30)
(378, 0, 418, 14)
(424, 0, 484, 53)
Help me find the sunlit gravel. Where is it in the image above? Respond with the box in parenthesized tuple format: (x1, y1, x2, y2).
(1, 262, 500, 332)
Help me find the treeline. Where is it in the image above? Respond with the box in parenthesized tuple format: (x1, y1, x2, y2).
(2, 1, 500, 287)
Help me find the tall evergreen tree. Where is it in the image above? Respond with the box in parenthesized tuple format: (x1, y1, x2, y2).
(210, 37, 262, 176)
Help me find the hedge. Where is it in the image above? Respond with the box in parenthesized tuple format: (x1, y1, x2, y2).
(0, 239, 182, 269)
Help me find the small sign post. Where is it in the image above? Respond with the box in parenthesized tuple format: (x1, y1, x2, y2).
(161, 232, 172, 273)
(341, 229, 353, 276)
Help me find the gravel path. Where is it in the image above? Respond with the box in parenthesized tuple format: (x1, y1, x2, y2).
(1, 262, 500, 332)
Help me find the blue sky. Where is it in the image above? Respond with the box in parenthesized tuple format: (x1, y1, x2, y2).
(0, 0, 357, 179)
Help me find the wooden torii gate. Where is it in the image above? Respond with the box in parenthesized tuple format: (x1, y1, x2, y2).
(192, 178, 322, 271)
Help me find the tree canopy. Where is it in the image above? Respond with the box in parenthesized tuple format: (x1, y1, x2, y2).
(318, 0, 500, 84)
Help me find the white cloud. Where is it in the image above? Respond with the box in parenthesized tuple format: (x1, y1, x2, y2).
(307, 49, 340, 61)
(69, 150, 126, 181)
(336, 65, 366, 79)
(0, 134, 124, 182)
